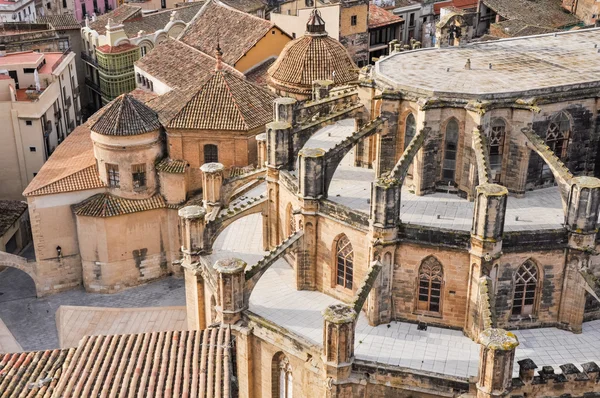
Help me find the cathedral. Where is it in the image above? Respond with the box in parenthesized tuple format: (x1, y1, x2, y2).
(6, 6, 600, 398)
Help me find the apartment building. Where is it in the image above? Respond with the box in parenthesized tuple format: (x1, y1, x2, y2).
(0, 0, 37, 22)
(0, 47, 81, 199)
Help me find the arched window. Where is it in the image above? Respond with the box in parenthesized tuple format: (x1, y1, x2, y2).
(512, 260, 538, 316)
(489, 119, 505, 182)
(417, 257, 443, 313)
(442, 118, 459, 181)
(273, 353, 293, 398)
(546, 112, 571, 160)
(404, 113, 416, 150)
(335, 235, 353, 289)
(204, 144, 218, 164)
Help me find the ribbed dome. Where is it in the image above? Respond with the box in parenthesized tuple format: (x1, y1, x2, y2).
(267, 9, 358, 96)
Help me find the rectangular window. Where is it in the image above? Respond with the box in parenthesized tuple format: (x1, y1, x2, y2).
(46, 2, 51, 9)
(63, 0, 66, 8)
(351, 15, 357, 26)
(409, 13, 415, 27)
(26, 120, 32, 126)
(24, 68, 36, 74)
(30, 147, 36, 152)
(132, 164, 146, 189)
(106, 163, 119, 187)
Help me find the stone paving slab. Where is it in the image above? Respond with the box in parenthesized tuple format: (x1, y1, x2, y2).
(57, 305, 186, 348)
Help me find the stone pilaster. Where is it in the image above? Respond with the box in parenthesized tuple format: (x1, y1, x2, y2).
(297, 199, 318, 290)
(273, 97, 296, 125)
(200, 163, 224, 213)
(256, 133, 267, 168)
(322, 304, 356, 382)
(374, 92, 400, 177)
(476, 329, 519, 398)
(298, 148, 325, 199)
(266, 167, 280, 249)
(267, 121, 293, 170)
(559, 176, 600, 333)
(467, 184, 507, 338)
(213, 258, 247, 325)
(370, 177, 401, 229)
(179, 205, 207, 330)
(312, 79, 334, 101)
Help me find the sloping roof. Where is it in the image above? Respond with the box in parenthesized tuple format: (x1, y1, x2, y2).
(481, 0, 579, 29)
(37, 14, 82, 30)
(135, 38, 240, 91)
(156, 158, 188, 173)
(220, 0, 265, 13)
(245, 57, 275, 86)
(491, 18, 555, 37)
(25, 165, 105, 197)
(89, 4, 143, 35)
(0, 349, 73, 397)
(73, 192, 167, 217)
(0, 200, 28, 237)
(179, 0, 278, 65)
(268, 11, 358, 95)
(168, 70, 275, 130)
(433, 0, 478, 15)
(53, 328, 235, 397)
(120, 2, 204, 38)
(91, 93, 161, 136)
(369, 4, 403, 29)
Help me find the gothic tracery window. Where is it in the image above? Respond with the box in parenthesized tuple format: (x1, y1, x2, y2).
(541, 112, 571, 182)
(336, 235, 353, 289)
(273, 354, 293, 398)
(404, 113, 416, 150)
(512, 260, 538, 316)
(442, 118, 459, 181)
(488, 118, 505, 182)
(417, 257, 443, 313)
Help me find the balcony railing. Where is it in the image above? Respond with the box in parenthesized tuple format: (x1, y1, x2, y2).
(44, 121, 52, 136)
(73, 85, 80, 98)
(54, 108, 62, 119)
(64, 96, 72, 108)
(81, 52, 98, 67)
(85, 77, 101, 94)
(51, 48, 72, 72)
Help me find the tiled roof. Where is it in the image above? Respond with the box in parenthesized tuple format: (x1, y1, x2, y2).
(220, 0, 265, 13)
(268, 16, 358, 95)
(0, 349, 73, 397)
(128, 87, 159, 103)
(156, 158, 188, 173)
(96, 42, 138, 54)
(89, 4, 143, 35)
(433, 0, 478, 15)
(92, 93, 162, 136)
(179, 0, 277, 65)
(73, 192, 167, 217)
(146, 87, 198, 125)
(491, 18, 555, 37)
(120, 2, 204, 38)
(53, 327, 235, 397)
(0, 200, 28, 237)
(481, 0, 579, 29)
(37, 14, 82, 30)
(168, 70, 275, 130)
(135, 38, 240, 91)
(369, 4, 403, 29)
(245, 57, 275, 86)
(23, 111, 105, 197)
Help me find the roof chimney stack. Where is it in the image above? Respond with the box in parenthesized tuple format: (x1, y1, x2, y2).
(215, 42, 223, 71)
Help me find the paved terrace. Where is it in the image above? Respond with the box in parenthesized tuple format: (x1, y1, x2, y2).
(305, 120, 565, 232)
(217, 213, 600, 378)
(375, 28, 600, 98)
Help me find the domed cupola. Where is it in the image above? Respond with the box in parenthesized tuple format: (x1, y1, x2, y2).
(267, 8, 358, 99)
(91, 94, 164, 199)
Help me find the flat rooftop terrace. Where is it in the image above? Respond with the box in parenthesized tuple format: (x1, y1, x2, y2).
(212, 212, 600, 379)
(375, 28, 600, 99)
(306, 120, 565, 232)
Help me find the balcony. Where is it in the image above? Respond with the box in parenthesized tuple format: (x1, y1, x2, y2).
(44, 121, 52, 136)
(51, 48, 73, 73)
(81, 52, 98, 67)
(73, 86, 80, 98)
(54, 108, 62, 119)
(64, 96, 72, 108)
(68, 120, 75, 131)
(85, 77, 101, 94)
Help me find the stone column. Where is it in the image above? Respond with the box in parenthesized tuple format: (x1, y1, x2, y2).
(322, 304, 356, 381)
(297, 200, 318, 290)
(476, 328, 519, 398)
(298, 148, 325, 199)
(312, 79, 334, 101)
(256, 133, 267, 168)
(374, 91, 401, 177)
(179, 205, 207, 330)
(467, 184, 507, 338)
(273, 97, 296, 125)
(200, 163, 224, 213)
(213, 258, 247, 325)
(559, 176, 600, 333)
(370, 177, 401, 229)
(267, 121, 293, 170)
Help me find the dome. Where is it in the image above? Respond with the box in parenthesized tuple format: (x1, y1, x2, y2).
(267, 9, 358, 97)
(91, 93, 161, 136)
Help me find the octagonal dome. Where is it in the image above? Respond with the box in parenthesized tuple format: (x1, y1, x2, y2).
(267, 9, 358, 97)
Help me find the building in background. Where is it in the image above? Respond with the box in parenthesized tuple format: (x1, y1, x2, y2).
(367, 3, 402, 62)
(0, 200, 30, 254)
(81, 2, 202, 110)
(270, 0, 369, 66)
(562, 0, 599, 26)
(0, 0, 37, 22)
(0, 48, 80, 200)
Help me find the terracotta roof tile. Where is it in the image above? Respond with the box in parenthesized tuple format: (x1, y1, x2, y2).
(92, 93, 161, 136)
(73, 192, 167, 217)
(244, 57, 275, 86)
(156, 158, 188, 173)
(120, 2, 204, 38)
(0, 200, 28, 237)
(481, 0, 579, 29)
(89, 4, 143, 35)
(25, 165, 105, 197)
(179, 0, 277, 65)
(0, 349, 73, 397)
(268, 13, 358, 95)
(96, 42, 138, 54)
(433, 0, 478, 15)
(53, 327, 234, 397)
(368, 4, 403, 29)
(168, 70, 275, 130)
(220, 0, 265, 13)
(135, 38, 240, 91)
(37, 14, 82, 30)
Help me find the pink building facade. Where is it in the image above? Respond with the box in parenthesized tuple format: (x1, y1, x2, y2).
(75, 0, 117, 21)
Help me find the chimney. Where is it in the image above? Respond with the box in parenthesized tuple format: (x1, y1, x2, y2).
(215, 42, 223, 71)
(0, 45, 6, 57)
